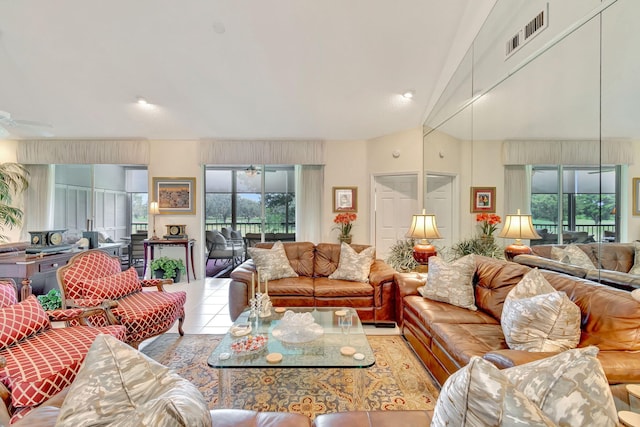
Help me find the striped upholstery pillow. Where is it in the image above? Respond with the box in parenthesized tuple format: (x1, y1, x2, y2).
(82, 267, 142, 300)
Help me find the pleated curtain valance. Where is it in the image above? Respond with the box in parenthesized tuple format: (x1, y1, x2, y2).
(200, 139, 325, 165)
(502, 139, 634, 165)
(17, 139, 150, 164)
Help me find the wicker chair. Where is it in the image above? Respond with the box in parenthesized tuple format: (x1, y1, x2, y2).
(56, 249, 186, 348)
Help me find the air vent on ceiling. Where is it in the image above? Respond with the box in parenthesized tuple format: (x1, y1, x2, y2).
(505, 4, 548, 60)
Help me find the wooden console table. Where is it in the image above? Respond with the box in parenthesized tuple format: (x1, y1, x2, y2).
(143, 238, 196, 283)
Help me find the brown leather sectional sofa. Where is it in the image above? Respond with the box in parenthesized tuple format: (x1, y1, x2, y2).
(514, 243, 640, 291)
(7, 387, 433, 426)
(397, 255, 640, 387)
(229, 242, 397, 324)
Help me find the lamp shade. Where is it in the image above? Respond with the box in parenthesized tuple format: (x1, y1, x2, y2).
(498, 209, 541, 261)
(406, 210, 442, 240)
(149, 201, 160, 215)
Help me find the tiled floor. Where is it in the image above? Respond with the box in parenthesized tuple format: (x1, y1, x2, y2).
(159, 277, 400, 338)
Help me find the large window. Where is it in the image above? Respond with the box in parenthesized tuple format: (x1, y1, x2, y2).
(530, 166, 618, 244)
(205, 165, 295, 234)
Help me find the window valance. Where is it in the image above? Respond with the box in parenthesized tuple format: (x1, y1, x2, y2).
(17, 140, 150, 164)
(502, 139, 634, 165)
(200, 139, 325, 165)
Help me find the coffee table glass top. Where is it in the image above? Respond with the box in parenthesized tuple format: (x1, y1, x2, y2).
(207, 307, 375, 369)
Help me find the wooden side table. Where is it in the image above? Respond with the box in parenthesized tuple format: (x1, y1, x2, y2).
(143, 238, 196, 283)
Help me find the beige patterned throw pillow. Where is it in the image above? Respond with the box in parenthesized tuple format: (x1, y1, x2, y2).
(504, 346, 618, 427)
(501, 268, 581, 352)
(328, 242, 375, 283)
(431, 357, 555, 427)
(56, 334, 212, 427)
(628, 241, 640, 275)
(423, 255, 477, 311)
(248, 241, 298, 281)
(550, 244, 595, 269)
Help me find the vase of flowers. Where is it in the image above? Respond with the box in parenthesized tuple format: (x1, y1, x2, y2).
(476, 213, 502, 238)
(333, 212, 357, 244)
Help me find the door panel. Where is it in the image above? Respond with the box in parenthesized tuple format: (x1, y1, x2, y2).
(374, 175, 418, 260)
(426, 175, 455, 250)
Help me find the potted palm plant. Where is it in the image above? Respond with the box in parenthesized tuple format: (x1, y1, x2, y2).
(0, 163, 29, 242)
(150, 256, 186, 281)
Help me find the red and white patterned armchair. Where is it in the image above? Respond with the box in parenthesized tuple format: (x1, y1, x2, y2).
(56, 249, 186, 348)
(0, 278, 126, 424)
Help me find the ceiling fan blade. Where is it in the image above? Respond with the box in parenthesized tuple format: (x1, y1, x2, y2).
(0, 125, 9, 138)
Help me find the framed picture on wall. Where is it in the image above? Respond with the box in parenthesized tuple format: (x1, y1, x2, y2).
(333, 187, 357, 212)
(633, 178, 640, 216)
(470, 187, 496, 213)
(152, 177, 196, 215)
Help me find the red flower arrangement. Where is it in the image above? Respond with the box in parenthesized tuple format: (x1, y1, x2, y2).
(333, 212, 357, 237)
(476, 213, 501, 237)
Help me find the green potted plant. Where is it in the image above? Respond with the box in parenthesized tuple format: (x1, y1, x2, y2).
(150, 256, 186, 281)
(0, 163, 29, 242)
(385, 239, 419, 272)
(36, 289, 62, 311)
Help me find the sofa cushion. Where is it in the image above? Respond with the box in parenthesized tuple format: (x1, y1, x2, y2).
(551, 244, 595, 269)
(501, 268, 580, 352)
(503, 346, 618, 426)
(0, 296, 50, 349)
(56, 334, 212, 427)
(248, 241, 299, 281)
(431, 356, 554, 427)
(0, 280, 17, 308)
(628, 241, 640, 275)
(328, 242, 375, 283)
(81, 267, 141, 300)
(423, 255, 476, 311)
(0, 325, 126, 414)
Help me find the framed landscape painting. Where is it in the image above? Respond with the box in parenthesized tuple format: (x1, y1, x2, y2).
(470, 186, 496, 213)
(153, 177, 196, 215)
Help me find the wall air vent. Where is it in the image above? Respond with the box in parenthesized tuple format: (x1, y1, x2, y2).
(505, 4, 548, 60)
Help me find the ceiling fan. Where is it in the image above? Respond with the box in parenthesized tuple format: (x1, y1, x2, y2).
(0, 110, 53, 138)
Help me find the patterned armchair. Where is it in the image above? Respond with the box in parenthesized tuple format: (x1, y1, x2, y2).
(0, 278, 126, 424)
(56, 249, 186, 349)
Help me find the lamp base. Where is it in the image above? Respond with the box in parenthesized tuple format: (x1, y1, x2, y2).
(413, 243, 437, 271)
(503, 244, 532, 262)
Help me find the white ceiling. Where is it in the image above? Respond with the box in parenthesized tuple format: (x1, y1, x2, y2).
(0, 0, 495, 141)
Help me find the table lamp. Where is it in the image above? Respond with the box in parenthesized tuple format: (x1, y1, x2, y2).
(406, 209, 442, 273)
(149, 201, 160, 240)
(498, 209, 541, 261)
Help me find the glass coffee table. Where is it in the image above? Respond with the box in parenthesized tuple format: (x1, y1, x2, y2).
(208, 307, 375, 409)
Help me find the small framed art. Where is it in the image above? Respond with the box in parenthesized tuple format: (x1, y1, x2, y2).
(152, 177, 196, 215)
(333, 187, 357, 212)
(470, 187, 496, 213)
(633, 177, 640, 216)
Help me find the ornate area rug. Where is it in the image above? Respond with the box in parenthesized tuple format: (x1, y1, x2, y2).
(142, 334, 439, 418)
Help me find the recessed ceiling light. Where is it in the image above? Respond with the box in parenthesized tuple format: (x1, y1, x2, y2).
(402, 90, 415, 99)
(137, 97, 150, 106)
(212, 22, 226, 34)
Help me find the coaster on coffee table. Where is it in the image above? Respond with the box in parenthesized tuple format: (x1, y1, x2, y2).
(340, 346, 356, 356)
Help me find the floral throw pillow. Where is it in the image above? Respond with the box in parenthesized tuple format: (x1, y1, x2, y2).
(501, 268, 581, 352)
(423, 255, 477, 311)
(248, 241, 298, 281)
(328, 242, 375, 283)
(431, 356, 554, 427)
(503, 346, 618, 426)
(550, 244, 595, 269)
(56, 334, 212, 427)
(628, 241, 640, 275)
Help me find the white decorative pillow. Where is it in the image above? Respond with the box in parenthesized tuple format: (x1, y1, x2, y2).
(628, 241, 640, 275)
(423, 255, 476, 311)
(504, 346, 618, 427)
(56, 334, 212, 427)
(431, 357, 554, 427)
(328, 242, 375, 283)
(501, 268, 581, 352)
(248, 241, 298, 281)
(550, 244, 595, 269)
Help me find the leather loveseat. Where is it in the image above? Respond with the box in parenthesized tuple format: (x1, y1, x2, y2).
(5, 387, 433, 426)
(396, 255, 640, 387)
(514, 243, 640, 291)
(229, 242, 396, 324)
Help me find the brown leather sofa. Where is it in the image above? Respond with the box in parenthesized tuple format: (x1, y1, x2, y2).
(396, 255, 640, 387)
(4, 387, 433, 426)
(514, 243, 640, 291)
(229, 242, 397, 324)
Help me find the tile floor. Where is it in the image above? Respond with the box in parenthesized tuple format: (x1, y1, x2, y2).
(159, 277, 399, 339)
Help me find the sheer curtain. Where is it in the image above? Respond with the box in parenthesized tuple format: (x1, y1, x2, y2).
(20, 165, 55, 240)
(295, 165, 323, 243)
(503, 165, 531, 215)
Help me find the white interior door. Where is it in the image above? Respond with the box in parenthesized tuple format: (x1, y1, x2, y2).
(373, 174, 418, 260)
(425, 174, 455, 250)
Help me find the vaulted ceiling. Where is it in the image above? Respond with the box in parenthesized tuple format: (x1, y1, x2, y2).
(0, 1, 495, 141)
